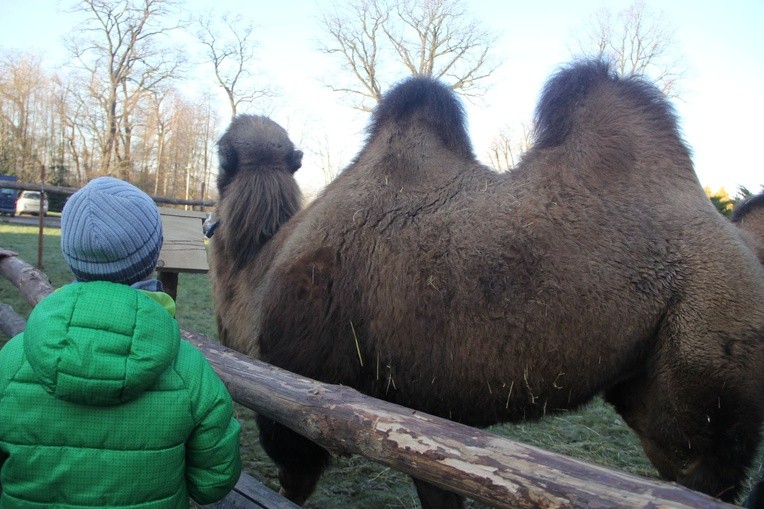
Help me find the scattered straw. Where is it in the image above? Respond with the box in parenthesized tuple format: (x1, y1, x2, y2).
(350, 320, 363, 367)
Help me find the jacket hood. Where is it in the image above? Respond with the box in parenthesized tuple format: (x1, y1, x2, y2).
(23, 281, 180, 406)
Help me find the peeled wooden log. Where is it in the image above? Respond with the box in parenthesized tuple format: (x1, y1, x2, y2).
(182, 329, 735, 509)
(0, 249, 53, 306)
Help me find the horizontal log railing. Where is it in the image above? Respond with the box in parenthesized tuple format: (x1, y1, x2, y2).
(0, 249, 737, 509)
(0, 180, 215, 208)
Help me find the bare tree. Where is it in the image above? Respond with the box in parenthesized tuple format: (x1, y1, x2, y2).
(487, 123, 531, 173)
(320, 0, 499, 111)
(311, 131, 343, 185)
(0, 52, 51, 181)
(575, 0, 684, 97)
(66, 0, 186, 180)
(0, 15, 220, 203)
(196, 90, 220, 203)
(57, 71, 106, 185)
(196, 12, 271, 118)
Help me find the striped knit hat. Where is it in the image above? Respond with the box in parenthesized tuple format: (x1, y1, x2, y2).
(61, 177, 163, 285)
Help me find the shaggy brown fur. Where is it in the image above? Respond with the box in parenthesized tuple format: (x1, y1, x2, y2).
(733, 192, 764, 263)
(211, 114, 303, 347)
(210, 60, 764, 508)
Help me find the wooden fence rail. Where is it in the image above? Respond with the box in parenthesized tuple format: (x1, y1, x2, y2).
(1, 180, 215, 208)
(0, 249, 737, 508)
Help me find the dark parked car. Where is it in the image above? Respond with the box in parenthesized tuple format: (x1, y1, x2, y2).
(0, 175, 17, 216)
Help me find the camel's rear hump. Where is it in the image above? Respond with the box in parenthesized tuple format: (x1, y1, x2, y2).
(526, 59, 694, 189)
(733, 192, 764, 263)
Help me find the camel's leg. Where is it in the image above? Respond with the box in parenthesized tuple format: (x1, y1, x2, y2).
(605, 366, 762, 503)
(412, 477, 465, 509)
(257, 415, 330, 506)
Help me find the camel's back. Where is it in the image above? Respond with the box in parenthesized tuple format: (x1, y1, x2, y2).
(253, 64, 764, 426)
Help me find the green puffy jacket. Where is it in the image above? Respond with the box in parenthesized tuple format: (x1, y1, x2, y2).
(0, 281, 241, 508)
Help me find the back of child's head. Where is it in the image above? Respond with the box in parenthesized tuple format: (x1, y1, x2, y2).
(61, 176, 163, 285)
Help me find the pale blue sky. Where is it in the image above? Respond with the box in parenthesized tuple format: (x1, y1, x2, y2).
(1, 0, 762, 195)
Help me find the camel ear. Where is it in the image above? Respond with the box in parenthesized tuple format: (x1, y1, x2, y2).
(218, 140, 239, 176)
(289, 150, 303, 173)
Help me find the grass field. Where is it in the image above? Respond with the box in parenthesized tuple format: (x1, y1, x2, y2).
(1, 221, 762, 508)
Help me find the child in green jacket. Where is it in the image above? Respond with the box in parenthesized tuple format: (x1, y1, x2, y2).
(0, 177, 242, 508)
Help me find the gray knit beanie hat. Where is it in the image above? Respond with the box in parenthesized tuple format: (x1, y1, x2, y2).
(61, 177, 163, 285)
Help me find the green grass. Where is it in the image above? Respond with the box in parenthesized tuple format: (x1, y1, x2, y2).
(1, 220, 762, 508)
(0, 223, 69, 325)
